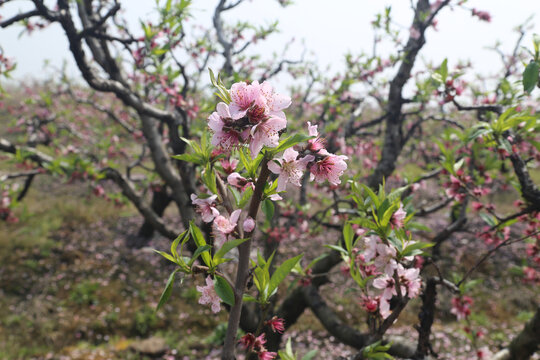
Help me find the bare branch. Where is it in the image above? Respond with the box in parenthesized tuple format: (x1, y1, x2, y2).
(0, 10, 40, 28)
(0, 170, 41, 182)
(76, 3, 120, 40)
(457, 229, 540, 287)
(452, 99, 503, 115)
(223, 0, 244, 11)
(102, 167, 180, 240)
(415, 197, 452, 217)
(213, 0, 234, 75)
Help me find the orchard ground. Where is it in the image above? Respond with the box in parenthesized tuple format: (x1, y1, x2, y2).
(0, 170, 538, 360)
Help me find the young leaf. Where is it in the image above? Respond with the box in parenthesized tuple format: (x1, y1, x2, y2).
(214, 238, 249, 261)
(171, 153, 202, 165)
(343, 222, 354, 253)
(238, 186, 254, 208)
(400, 241, 434, 257)
(153, 249, 177, 264)
(361, 183, 380, 207)
(268, 254, 303, 297)
(214, 275, 235, 306)
(523, 61, 539, 94)
(156, 269, 179, 311)
(189, 222, 213, 267)
(171, 229, 188, 260)
(262, 199, 274, 222)
(188, 244, 212, 267)
(324, 244, 348, 254)
(271, 133, 314, 154)
(302, 350, 318, 360)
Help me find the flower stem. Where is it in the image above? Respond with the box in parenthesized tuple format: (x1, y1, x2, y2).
(221, 157, 271, 360)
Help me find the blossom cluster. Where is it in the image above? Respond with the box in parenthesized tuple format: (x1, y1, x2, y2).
(209, 81, 290, 157)
(238, 317, 284, 360)
(208, 82, 348, 189)
(356, 235, 422, 318)
(191, 194, 254, 249)
(192, 80, 348, 313)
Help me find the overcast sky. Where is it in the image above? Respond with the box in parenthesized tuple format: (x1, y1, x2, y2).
(0, 0, 538, 87)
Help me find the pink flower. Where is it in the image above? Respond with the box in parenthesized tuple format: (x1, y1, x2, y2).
(253, 333, 267, 350)
(208, 102, 246, 149)
(243, 216, 256, 232)
(213, 209, 241, 247)
(260, 81, 291, 119)
(451, 296, 473, 320)
(265, 316, 285, 333)
(258, 351, 277, 360)
(373, 275, 397, 319)
(239, 333, 256, 350)
(472, 8, 491, 22)
(307, 121, 325, 151)
(220, 158, 239, 174)
(309, 149, 348, 186)
(373, 275, 397, 302)
(472, 201, 483, 211)
(229, 81, 266, 120)
(249, 116, 287, 158)
(397, 264, 422, 298)
(445, 175, 466, 202)
(268, 148, 314, 192)
(191, 194, 220, 223)
(361, 235, 380, 262)
(360, 295, 379, 313)
(227, 172, 254, 191)
(196, 276, 221, 313)
(390, 204, 407, 229)
(373, 243, 398, 276)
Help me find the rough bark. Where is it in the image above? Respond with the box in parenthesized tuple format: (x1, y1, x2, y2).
(414, 278, 437, 358)
(127, 186, 173, 248)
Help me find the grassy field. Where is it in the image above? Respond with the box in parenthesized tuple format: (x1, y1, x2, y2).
(0, 174, 538, 360)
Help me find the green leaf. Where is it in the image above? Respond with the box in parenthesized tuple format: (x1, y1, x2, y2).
(202, 166, 218, 195)
(278, 337, 296, 360)
(479, 213, 497, 227)
(214, 238, 249, 261)
(189, 222, 213, 267)
(214, 275, 235, 306)
(268, 254, 303, 297)
(380, 202, 399, 228)
(343, 223, 354, 253)
(272, 133, 315, 154)
(324, 244, 348, 254)
(171, 153, 202, 165)
(188, 244, 212, 267)
(523, 61, 539, 94)
(440, 58, 448, 83)
(238, 186, 253, 208)
(400, 241, 434, 257)
(243, 294, 257, 303)
(262, 199, 274, 223)
(156, 269, 179, 311)
(153, 249, 177, 264)
(302, 350, 318, 360)
(306, 253, 329, 271)
(171, 230, 188, 260)
(361, 184, 380, 207)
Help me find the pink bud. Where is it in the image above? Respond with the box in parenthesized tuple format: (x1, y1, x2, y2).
(243, 217, 255, 232)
